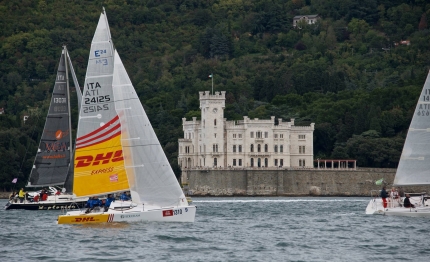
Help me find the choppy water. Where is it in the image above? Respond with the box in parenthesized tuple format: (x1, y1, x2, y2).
(1, 197, 429, 261)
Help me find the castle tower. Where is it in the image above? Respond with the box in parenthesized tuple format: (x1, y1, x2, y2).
(199, 91, 225, 167)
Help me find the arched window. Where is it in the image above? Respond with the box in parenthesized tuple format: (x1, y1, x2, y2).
(274, 145, 278, 153)
(257, 144, 261, 152)
(213, 144, 216, 152)
(233, 145, 236, 152)
(280, 145, 283, 153)
(264, 144, 268, 152)
(214, 119, 217, 126)
(250, 144, 254, 152)
(265, 158, 268, 167)
(251, 158, 254, 167)
(257, 158, 261, 167)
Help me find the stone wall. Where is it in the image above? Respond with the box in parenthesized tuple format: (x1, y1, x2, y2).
(184, 168, 430, 196)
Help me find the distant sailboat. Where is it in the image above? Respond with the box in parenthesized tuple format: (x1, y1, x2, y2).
(5, 46, 88, 210)
(57, 9, 196, 224)
(365, 72, 430, 217)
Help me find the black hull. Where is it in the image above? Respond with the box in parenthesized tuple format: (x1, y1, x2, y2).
(4, 200, 87, 210)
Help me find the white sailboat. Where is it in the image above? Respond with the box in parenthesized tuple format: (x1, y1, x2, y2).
(365, 72, 430, 217)
(5, 46, 88, 210)
(57, 10, 196, 224)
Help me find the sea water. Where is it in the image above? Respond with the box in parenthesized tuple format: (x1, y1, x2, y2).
(0, 197, 428, 262)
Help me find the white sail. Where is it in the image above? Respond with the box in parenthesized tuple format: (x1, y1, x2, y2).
(394, 71, 430, 186)
(112, 50, 188, 207)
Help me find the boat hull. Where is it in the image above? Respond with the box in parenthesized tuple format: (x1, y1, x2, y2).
(57, 204, 196, 224)
(365, 197, 430, 217)
(5, 195, 88, 210)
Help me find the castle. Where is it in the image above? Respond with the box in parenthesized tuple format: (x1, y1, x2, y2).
(178, 91, 315, 169)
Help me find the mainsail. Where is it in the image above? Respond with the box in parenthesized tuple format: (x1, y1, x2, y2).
(394, 71, 430, 186)
(112, 50, 187, 207)
(73, 11, 129, 197)
(27, 47, 75, 187)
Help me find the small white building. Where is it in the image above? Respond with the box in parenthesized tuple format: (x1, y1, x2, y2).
(293, 15, 320, 27)
(178, 91, 315, 169)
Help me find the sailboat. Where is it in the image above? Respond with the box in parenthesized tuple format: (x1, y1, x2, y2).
(365, 72, 430, 217)
(57, 10, 196, 224)
(5, 46, 88, 210)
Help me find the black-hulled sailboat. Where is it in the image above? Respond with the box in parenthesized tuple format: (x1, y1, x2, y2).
(5, 46, 88, 210)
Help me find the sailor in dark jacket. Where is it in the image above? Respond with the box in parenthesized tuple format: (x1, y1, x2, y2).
(403, 194, 415, 208)
(104, 194, 115, 212)
(380, 186, 389, 208)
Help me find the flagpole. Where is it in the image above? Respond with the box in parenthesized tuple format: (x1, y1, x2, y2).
(211, 73, 213, 95)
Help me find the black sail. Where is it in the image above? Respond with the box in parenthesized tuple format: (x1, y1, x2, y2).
(27, 49, 72, 187)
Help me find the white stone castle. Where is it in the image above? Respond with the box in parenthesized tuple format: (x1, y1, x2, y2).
(178, 91, 315, 169)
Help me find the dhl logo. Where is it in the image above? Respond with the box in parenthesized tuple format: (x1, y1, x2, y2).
(74, 217, 96, 222)
(75, 150, 124, 168)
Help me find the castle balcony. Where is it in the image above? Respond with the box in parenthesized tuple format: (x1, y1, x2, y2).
(211, 153, 221, 157)
(255, 138, 264, 143)
(179, 139, 192, 143)
(249, 152, 271, 157)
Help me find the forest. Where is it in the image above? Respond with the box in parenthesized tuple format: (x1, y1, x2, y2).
(1, 0, 430, 191)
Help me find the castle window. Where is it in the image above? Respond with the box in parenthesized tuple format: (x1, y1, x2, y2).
(250, 144, 254, 152)
(299, 135, 306, 140)
(239, 159, 242, 166)
(299, 146, 305, 154)
(274, 159, 278, 166)
(214, 119, 216, 126)
(265, 132, 268, 138)
(214, 158, 217, 166)
(233, 145, 236, 152)
(264, 158, 268, 167)
(233, 159, 236, 166)
(264, 144, 268, 152)
(280, 134, 283, 138)
(251, 158, 254, 167)
(280, 145, 283, 153)
(280, 159, 283, 167)
(274, 145, 278, 153)
(239, 145, 242, 152)
(250, 132, 254, 138)
(257, 144, 261, 152)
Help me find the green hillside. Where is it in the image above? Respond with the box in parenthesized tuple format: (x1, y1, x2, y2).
(1, 0, 429, 190)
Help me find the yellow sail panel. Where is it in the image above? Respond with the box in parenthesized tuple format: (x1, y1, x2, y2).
(73, 133, 129, 196)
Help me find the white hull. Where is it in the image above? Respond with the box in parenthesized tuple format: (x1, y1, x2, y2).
(58, 201, 196, 224)
(365, 196, 430, 217)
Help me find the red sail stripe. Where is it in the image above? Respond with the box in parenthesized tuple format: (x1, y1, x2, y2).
(77, 115, 120, 142)
(76, 131, 121, 149)
(76, 123, 121, 146)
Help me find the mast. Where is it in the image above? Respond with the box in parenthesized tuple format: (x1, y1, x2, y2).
(64, 46, 73, 172)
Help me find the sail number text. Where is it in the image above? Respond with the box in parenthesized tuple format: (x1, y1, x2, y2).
(94, 49, 107, 57)
(83, 82, 110, 113)
(417, 94, 430, 116)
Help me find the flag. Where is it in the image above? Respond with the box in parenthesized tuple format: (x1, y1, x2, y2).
(208, 74, 213, 78)
(11, 178, 17, 184)
(375, 178, 384, 185)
